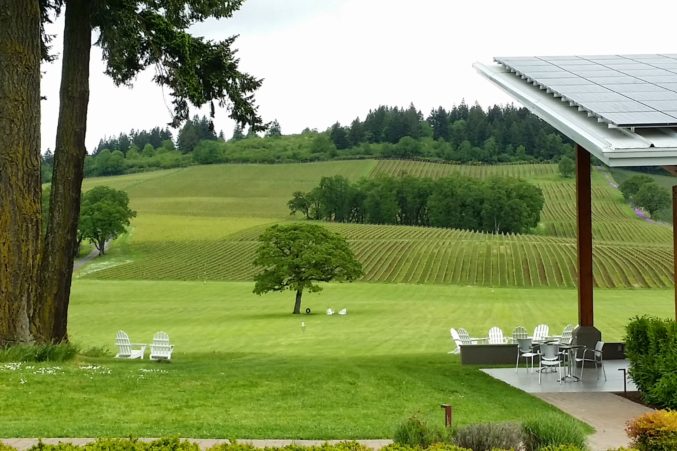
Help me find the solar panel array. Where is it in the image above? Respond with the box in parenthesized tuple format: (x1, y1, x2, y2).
(495, 54, 677, 128)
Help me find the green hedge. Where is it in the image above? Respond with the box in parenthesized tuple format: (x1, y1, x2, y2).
(625, 316, 677, 408)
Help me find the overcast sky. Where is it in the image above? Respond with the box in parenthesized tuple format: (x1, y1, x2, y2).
(40, 0, 677, 151)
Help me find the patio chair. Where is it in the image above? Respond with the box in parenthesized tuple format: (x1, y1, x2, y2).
(457, 327, 483, 344)
(338, 308, 347, 315)
(515, 338, 537, 373)
(114, 330, 146, 359)
(488, 326, 508, 344)
(575, 341, 606, 381)
(559, 324, 574, 345)
(538, 343, 562, 384)
(149, 331, 174, 361)
(533, 324, 549, 342)
(512, 326, 528, 341)
(326, 308, 334, 316)
(450, 328, 464, 354)
(457, 328, 471, 342)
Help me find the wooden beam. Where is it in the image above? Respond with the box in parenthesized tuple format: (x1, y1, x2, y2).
(673, 186, 677, 321)
(576, 145, 594, 326)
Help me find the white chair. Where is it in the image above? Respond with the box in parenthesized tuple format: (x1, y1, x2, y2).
(538, 343, 562, 384)
(576, 341, 606, 381)
(516, 338, 537, 373)
(149, 331, 174, 361)
(512, 326, 528, 342)
(533, 324, 550, 342)
(115, 330, 146, 359)
(457, 328, 471, 342)
(559, 324, 574, 345)
(326, 308, 334, 316)
(488, 326, 508, 344)
(338, 308, 347, 316)
(450, 328, 464, 354)
(458, 327, 484, 343)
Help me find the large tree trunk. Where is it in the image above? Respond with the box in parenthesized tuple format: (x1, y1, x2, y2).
(0, 1, 42, 346)
(37, 0, 91, 342)
(293, 289, 302, 314)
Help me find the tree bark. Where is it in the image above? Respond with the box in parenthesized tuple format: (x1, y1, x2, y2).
(0, 1, 42, 346)
(37, 0, 91, 342)
(293, 290, 303, 314)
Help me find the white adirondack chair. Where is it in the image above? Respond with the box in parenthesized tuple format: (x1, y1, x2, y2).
(488, 326, 507, 344)
(560, 324, 574, 344)
(115, 330, 146, 359)
(533, 324, 550, 342)
(512, 326, 529, 341)
(149, 331, 174, 361)
(326, 308, 335, 316)
(449, 328, 464, 354)
(338, 308, 347, 316)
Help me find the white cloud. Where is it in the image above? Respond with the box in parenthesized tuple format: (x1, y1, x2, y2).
(40, 0, 677, 150)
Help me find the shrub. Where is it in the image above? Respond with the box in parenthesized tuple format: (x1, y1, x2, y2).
(146, 437, 200, 450)
(209, 442, 372, 451)
(522, 415, 587, 451)
(453, 422, 523, 451)
(204, 442, 256, 451)
(626, 410, 677, 451)
(28, 438, 200, 450)
(393, 414, 448, 447)
(0, 442, 16, 451)
(0, 343, 78, 362)
(625, 316, 677, 408)
(538, 446, 585, 451)
(381, 444, 470, 451)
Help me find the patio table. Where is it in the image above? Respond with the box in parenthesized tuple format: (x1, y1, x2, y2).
(558, 344, 584, 382)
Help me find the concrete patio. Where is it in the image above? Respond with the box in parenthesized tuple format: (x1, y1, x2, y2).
(482, 360, 651, 450)
(481, 359, 635, 393)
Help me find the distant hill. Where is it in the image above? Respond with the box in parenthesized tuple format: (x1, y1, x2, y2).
(78, 160, 674, 288)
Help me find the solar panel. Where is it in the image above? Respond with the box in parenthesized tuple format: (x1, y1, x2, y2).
(495, 54, 677, 127)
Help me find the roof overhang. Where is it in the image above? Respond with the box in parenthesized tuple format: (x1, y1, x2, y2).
(474, 61, 677, 167)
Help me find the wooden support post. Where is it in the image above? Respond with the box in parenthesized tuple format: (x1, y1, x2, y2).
(576, 145, 594, 327)
(673, 186, 677, 321)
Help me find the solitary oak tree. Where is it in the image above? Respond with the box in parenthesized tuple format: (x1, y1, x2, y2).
(79, 187, 136, 256)
(0, 0, 265, 345)
(253, 224, 363, 314)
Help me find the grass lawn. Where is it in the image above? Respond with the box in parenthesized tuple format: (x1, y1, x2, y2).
(0, 280, 671, 437)
(17, 161, 670, 438)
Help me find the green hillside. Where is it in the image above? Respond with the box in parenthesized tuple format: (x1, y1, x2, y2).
(78, 160, 675, 288)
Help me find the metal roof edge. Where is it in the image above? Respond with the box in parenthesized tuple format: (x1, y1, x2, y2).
(473, 62, 677, 167)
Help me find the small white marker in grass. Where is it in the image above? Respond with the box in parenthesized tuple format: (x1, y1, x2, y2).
(301, 321, 306, 333)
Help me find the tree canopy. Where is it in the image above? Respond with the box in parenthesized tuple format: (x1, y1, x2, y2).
(94, 127, 173, 155)
(619, 175, 654, 201)
(290, 175, 545, 234)
(177, 115, 219, 153)
(619, 174, 670, 219)
(79, 186, 136, 255)
(635, 183, 670, 218)
(558, 156, 575, 178)
(253, 224, 363, 314)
